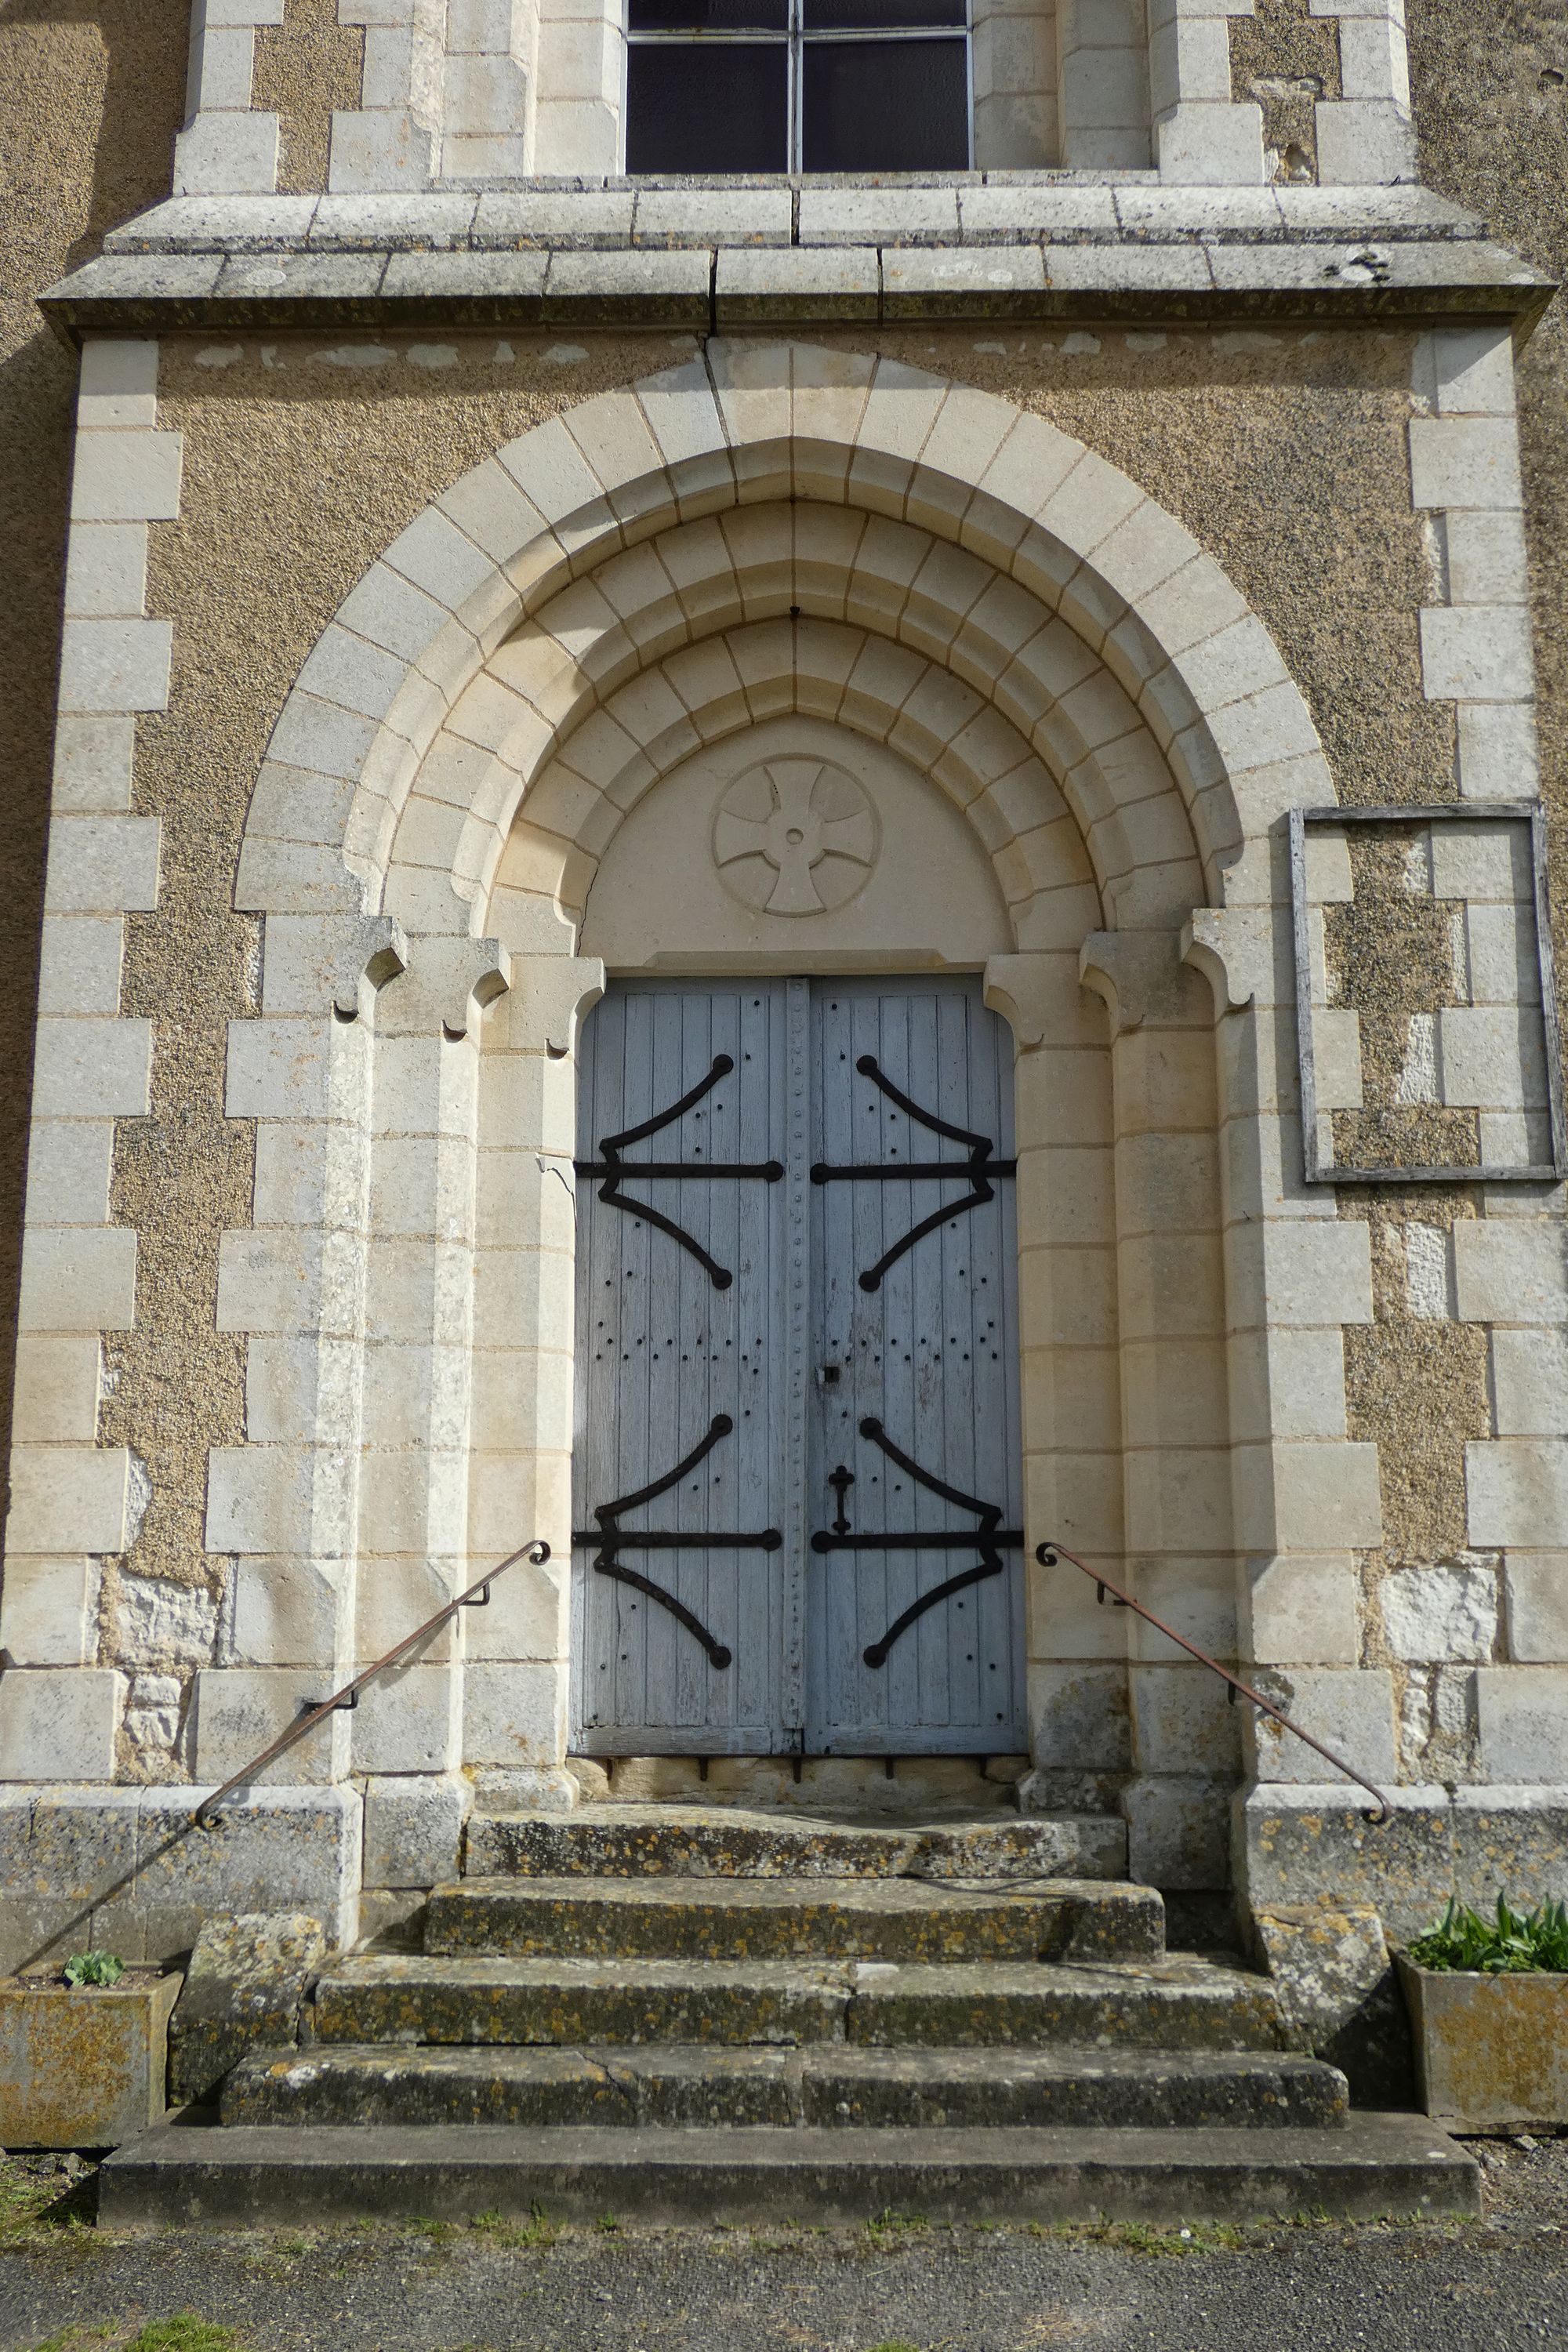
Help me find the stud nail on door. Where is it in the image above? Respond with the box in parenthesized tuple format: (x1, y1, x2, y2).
(571, 977, 1024, 1755)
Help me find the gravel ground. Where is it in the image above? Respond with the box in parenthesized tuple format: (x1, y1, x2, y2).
(0, 2135, 1563, 2352)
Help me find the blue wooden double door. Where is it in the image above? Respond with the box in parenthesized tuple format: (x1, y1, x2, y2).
(570, 978, 1025, 1755)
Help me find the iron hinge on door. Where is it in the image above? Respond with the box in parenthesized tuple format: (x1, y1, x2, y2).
(575, 1052, 782, 1290)
(811, 1416, 1023, 1667)
(810, 1055, 1015, 1290)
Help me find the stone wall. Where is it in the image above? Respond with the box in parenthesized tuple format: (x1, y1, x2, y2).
(0, 10, 186, 1592)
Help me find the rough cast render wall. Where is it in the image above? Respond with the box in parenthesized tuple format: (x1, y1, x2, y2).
(1410, 1, 1568, 1040)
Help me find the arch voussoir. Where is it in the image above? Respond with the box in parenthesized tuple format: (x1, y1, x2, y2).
(241, 343, 1329, 944)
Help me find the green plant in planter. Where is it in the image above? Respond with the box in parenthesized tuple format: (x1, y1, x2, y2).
(60, 1951, 125, 1989)
(1407, 1895, 1568, 1974)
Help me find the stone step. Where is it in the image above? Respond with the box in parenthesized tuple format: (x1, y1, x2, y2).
(224, 2042, 1348, 2132)
(426, 1875, 1164, 1966)
(100, 2118, 1481, 2230)
(464, 1805, 1126, 1882)
(310, 1954, 1283, 2053)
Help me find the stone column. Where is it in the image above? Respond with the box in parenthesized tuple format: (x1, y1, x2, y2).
(198, 916, 406, 1794)
(466, 954, 604, 1809)
(1185, 902, 1413, 1919)
(984, 953, 1126, 1811)
(443, 0, 537, 177)
(1080, 932, 1240, 1895)
(532, 0, 622, 176)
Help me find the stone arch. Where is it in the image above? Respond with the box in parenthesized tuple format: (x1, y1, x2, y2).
(393, 507, 1199, 953)
(236, 343, 1333, 933)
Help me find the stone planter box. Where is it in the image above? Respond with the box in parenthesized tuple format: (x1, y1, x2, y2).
(1396, 1953, 1568, 2133)
(0, 1970, 180, 2148)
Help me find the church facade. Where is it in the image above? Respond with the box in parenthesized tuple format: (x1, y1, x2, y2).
(1, 0, 1566, 1974)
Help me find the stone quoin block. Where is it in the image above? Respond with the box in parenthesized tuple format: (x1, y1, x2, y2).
(362, 1772, 470, 1889)
(0, 1669, 125, 1782)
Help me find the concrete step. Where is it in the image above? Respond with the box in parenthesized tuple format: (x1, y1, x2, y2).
(100, 2118, 1481, 2229)
(310, 1953, 1283, 2053)
(426, 1875, 1164, 1966)
(465, 1805, 1127, 1882)
(223, 2042, 1348, 2132)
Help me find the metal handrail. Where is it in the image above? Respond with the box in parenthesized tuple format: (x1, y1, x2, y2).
(191, 1539, 550, 1829)
(1036, 1540, 1392, 1824)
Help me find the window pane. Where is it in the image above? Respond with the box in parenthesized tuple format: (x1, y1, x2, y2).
(803, 0, 965, 28)
(630, 0, 788, 31)
(801, 37, 968, 169)
(626, 44, 789, 172)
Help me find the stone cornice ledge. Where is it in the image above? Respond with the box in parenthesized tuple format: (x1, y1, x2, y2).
(40, 185, 1555, 341)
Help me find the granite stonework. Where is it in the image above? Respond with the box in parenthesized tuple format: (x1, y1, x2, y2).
(167, 1910, 328, 2106)
(1237, 1786, 1568, 1945)
(1253, 1901, 1414, 2109)
(0, 1787, 361, 1974)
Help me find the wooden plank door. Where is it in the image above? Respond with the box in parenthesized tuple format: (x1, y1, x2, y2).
(570, 975, 1024, 1756)
(804, 979, 1025, 1753)
(571, 981, 806, 1753)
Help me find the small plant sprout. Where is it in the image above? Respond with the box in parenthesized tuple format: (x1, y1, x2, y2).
(1408, 1895, 1568, 1974)
(61, 1951, 125, 1989)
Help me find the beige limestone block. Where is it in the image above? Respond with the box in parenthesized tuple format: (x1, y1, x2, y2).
(1468, 1440, 1568, 1551)
(0, 1558, 100, 1668)
(0, 1668, 124, 1780)
(1248, 1666, 1398, 1788)
(1503, 1558, 1568, 1664)
(1243, 1554, 1361, 1667)
(1475, 1667, 1568, 1782)
(230, 1558, 347, 1669)
(463, 1658, 568, 1768)
(1232, 1439, 1383, 1553)
(192, 1667, 348, 1784)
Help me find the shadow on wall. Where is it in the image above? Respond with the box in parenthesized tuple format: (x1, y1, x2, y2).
(0, 4, 187, 1548)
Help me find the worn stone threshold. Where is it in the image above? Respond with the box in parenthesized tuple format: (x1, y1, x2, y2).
(98, 2114, 1481, 2227)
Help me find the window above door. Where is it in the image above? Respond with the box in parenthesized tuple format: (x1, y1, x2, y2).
(626, 0, 973, 176)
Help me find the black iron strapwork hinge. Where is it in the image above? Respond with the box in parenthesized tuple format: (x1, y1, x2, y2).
(810, 1056, 1017, 1290)
(573, 1411, 781, 1670)
(575, 1052, 782, 1290)
(811, 1416, 1023, 1667)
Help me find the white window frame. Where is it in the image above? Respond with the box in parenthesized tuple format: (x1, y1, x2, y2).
(622, 0, 976, 173)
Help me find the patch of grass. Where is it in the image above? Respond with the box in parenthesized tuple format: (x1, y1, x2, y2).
(1027, 2218, 1248, 2256)
(862, 2340, 924, 2351)
(120, 2321, 245, 2352)
(466, 2201, 561, 2251)
(1, 2157, 98, 2244)
(594, 2211, 621, 2234)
